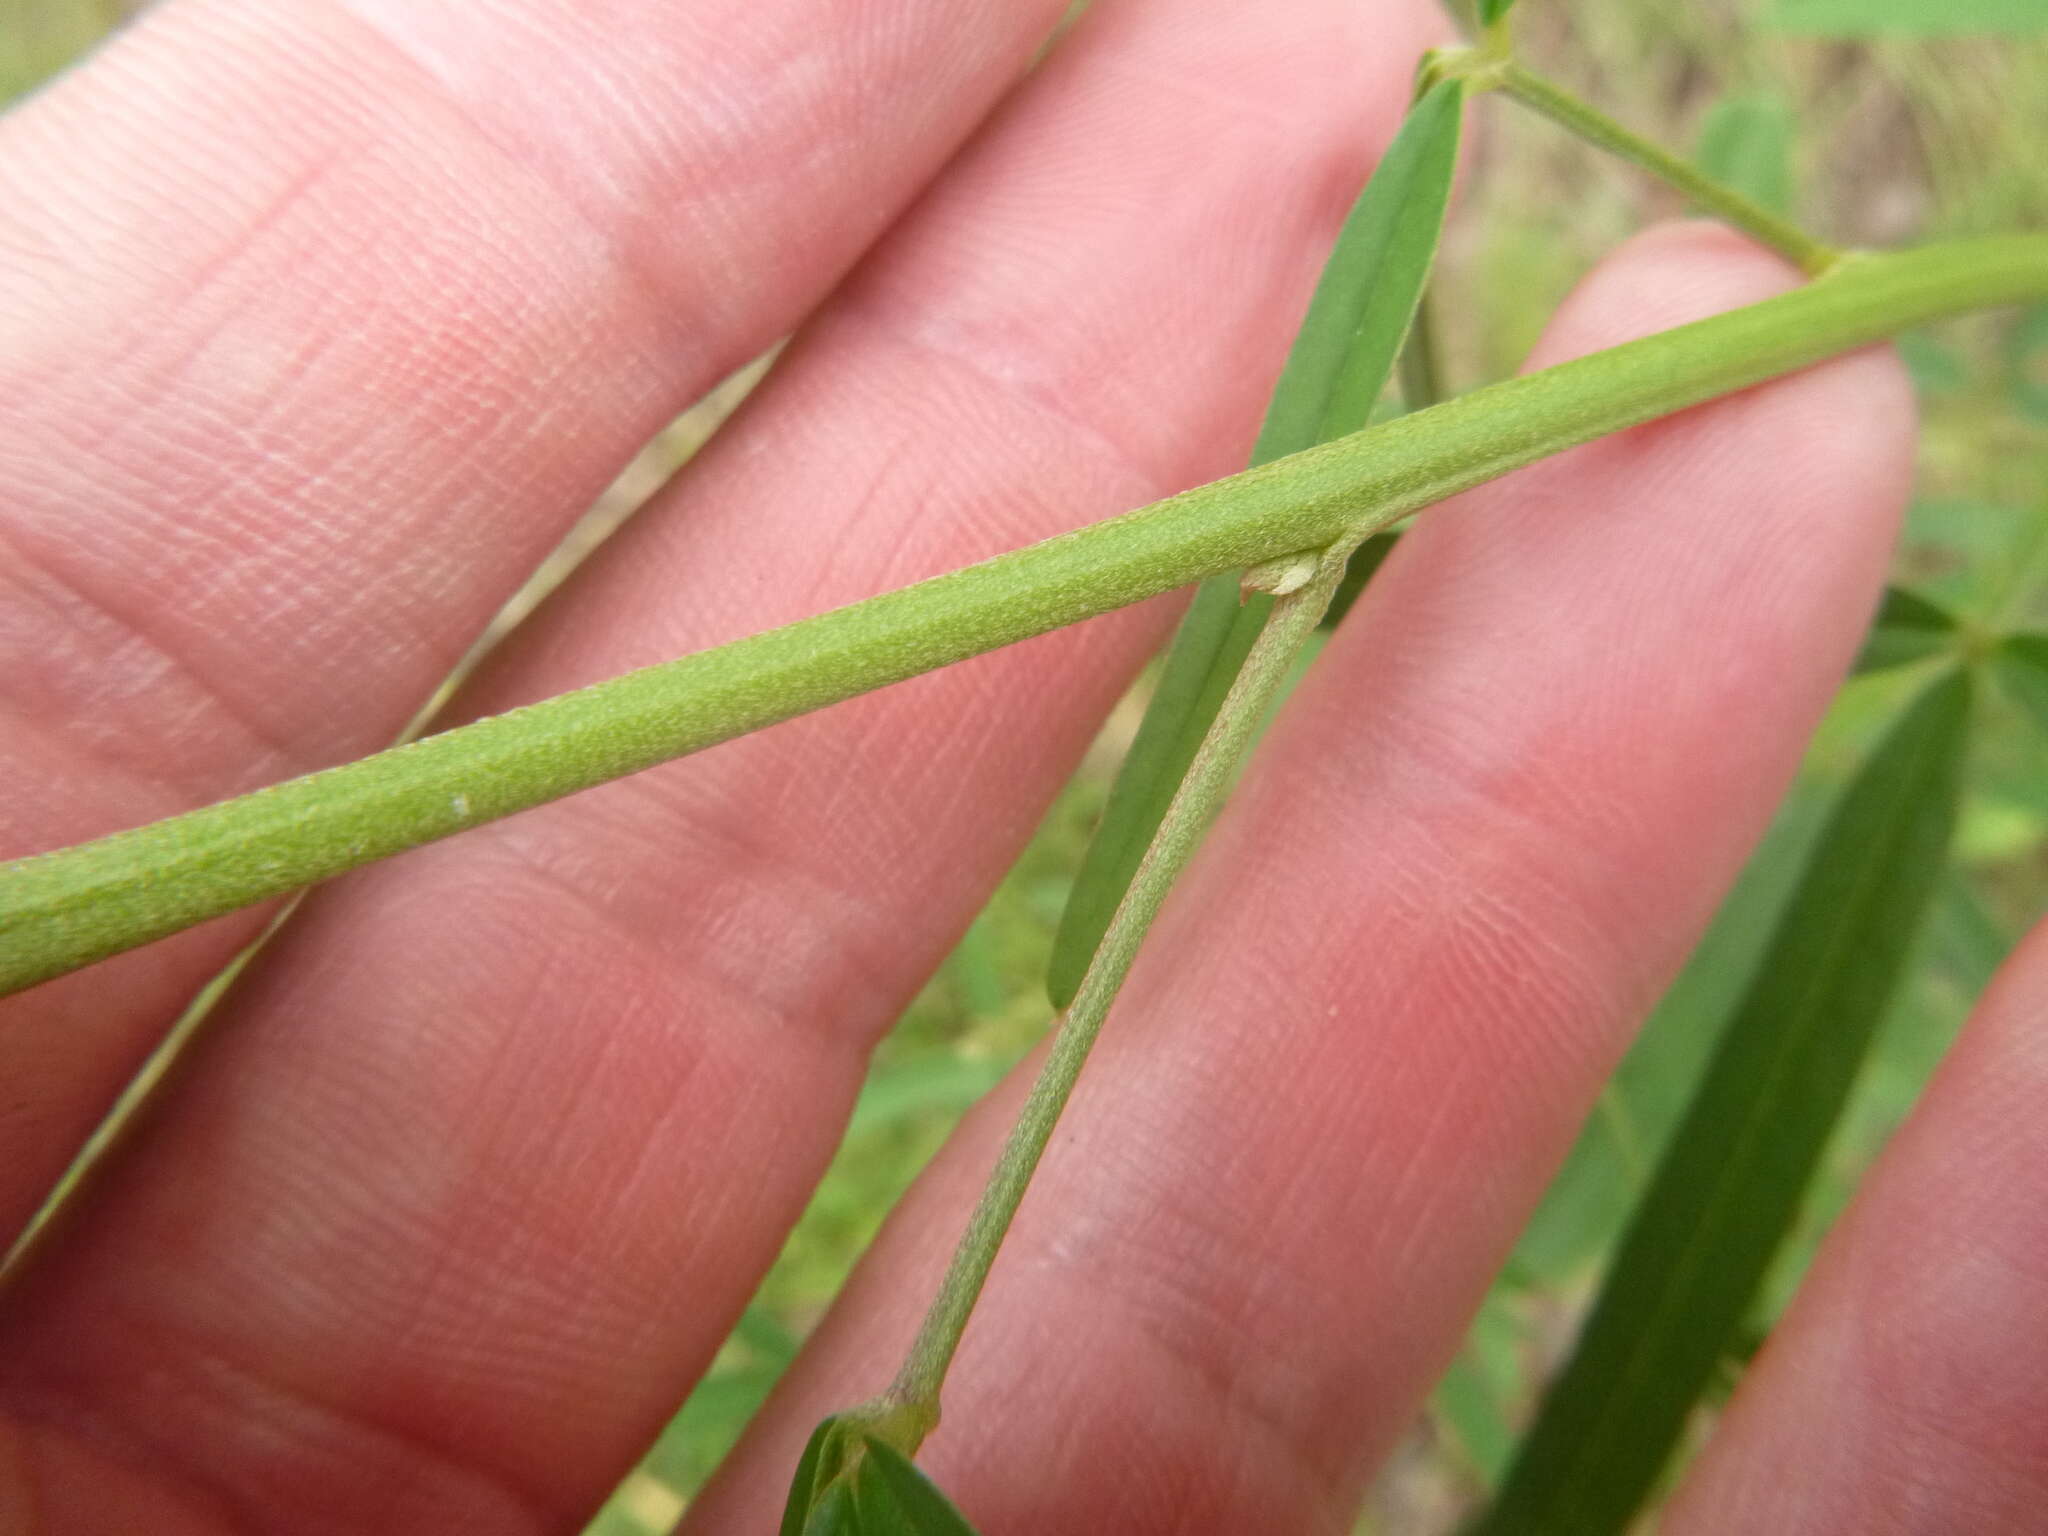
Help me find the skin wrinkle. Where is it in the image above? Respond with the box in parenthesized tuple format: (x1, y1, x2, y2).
(1, 1418, 239, 1536)
(493, 775, 914, 1036)
(3, 1304, 552, 1536)
(1200, 768, 1631, 1086)
(968, 1253, 1348, 1531)
(0, 526, 307, 801)
(75, 974, 679, 1531)
(0, 141, 368, 769)
(835, 296, 1178, 509)
(0, 19, 310, 321)
(9, 230, 614, 775)
(1071, 978, 1468, 1495)
(267, 1030, 669, 1385)
(328, 0, 1047, 355)
(956, 1049, 1371, 1515)
(322, 0, 733, 358)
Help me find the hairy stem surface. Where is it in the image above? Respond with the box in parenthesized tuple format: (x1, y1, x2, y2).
(6, 235, 2046, 993)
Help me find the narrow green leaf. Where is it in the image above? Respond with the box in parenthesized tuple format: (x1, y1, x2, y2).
(782, 1419, 981, 1536)
(856, 1437, 982, 1535)
(1993, 632, 2048, 732)
(1472, 668, 1972, 1536)
(1694, 92, 1795, 218)
(1769, 0, 2048, 33)
(1477, 0, 1519, 25)
(781, 1419, 848, 1536)
(803, 1484, 858, 1536)
(1047, 78, 1466, 1007)
(1250, 79, 1468, 465)
(1045, 583, 1265, 1012)
(1851, 584, 1959, 675)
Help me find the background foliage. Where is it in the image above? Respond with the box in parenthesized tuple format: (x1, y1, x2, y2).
(7, 1, 2048, 1531)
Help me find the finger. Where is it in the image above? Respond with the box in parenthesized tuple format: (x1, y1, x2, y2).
(1661, 919, 2048, 1533)
(0, 0, 1447, 1529)
(0, 0, 1071, 1216)
(683, 223, 1919, 1533)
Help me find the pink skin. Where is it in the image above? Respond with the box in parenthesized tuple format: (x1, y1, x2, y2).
(0, 0, 2031, 1533)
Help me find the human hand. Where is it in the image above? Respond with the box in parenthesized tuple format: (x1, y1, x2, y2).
(5, 1, 2040, 1532)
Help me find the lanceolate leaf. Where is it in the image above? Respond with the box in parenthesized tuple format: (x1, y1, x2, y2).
(1851, 584, 1959, 674)
(1046, 77, 1465, 1006)
(1993, 631, 2048, 732)
(1471, 667, 1973, 1536)
(782, 1418, 848, 1536)
(856, 1437, 981, 1534)
(781, 1418, 984, 1536)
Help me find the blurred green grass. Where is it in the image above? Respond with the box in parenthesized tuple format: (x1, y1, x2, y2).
(6, 3, 2047, 1532)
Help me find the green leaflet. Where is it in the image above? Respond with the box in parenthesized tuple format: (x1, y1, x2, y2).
(1770, 0, 2048, 32)
(1045, 76, 1465, 1007)
(782, 1419, 980, 1536)
(1694, 91, 1796, 218)
(1470, 666, 1973, 1536)
(1851, 584, 1960, 674)
(857, 1438, 979, 1534)
(782, 1419, 842, 1536)
(1478, 0, 1520, 25)
(1993, 631, 2048, 731)
(1249, 79, 1468, 465)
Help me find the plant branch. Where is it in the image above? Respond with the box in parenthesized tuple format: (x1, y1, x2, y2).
(875, 544, 1355, 1435)
(6, 235, 2047, 995)
(1493, 63, 1839, 276)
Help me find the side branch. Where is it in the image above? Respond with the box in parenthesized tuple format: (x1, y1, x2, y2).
(5, 235, 2046, 994)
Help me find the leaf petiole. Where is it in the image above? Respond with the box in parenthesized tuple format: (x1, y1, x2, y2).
(867, 542, 1357, 1439)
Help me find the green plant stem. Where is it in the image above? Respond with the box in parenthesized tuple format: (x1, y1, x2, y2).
(1494, 63, 1839, 276)
(876, 548, 1352, 1435)
(6, 235, 2047, 995)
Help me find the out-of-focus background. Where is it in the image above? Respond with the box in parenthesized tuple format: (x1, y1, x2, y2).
(6, 2, 2048, 1531)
